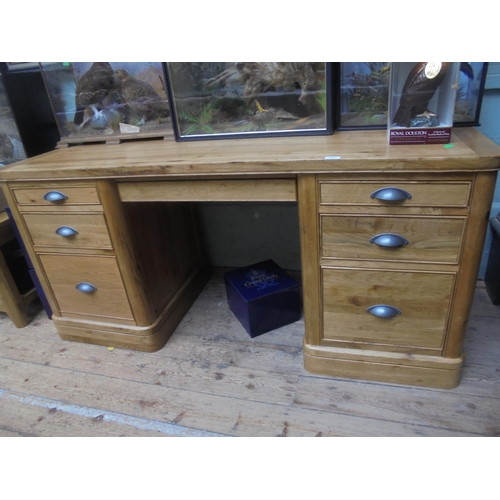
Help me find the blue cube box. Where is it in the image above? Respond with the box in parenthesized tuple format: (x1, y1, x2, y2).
(224, 260, 301, 338)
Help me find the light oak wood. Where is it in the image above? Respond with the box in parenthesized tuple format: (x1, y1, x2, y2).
(0, 128, 499, 389)
(119, 179, 297, 202)
(22, 212, 113, 250)
(322, 267, 455, 349)
(303, 345, 463, 389)
(444, 170, 498, 358)
(320, 180, 472, 207)
(0, 129, 498, 182)
(39, 253, 135, 321)
(13, 184, 100, 207)
(297, 174, 322, 346)
(0, 249, 30, 328)
(321, 215, 466, 264)
(55, 263, 210, 351)
(0, 212, 38, 328)
(96, 180, 153, 326)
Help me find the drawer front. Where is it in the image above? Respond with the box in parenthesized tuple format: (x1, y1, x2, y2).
(321, 215, 465, 263)
(23, 213, 113, 250)
(322, 268, 455, 349)
(14, 185, 100, 208)
(39, 254, 134, 321)
(319, 181, 471, 207)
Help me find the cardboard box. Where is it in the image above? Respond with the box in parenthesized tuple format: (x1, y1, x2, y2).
(224, 260, 301, 338)
(388, 62, 460, 145)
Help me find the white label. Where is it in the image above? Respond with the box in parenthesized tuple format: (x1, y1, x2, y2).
(119, 123, 141, 134)
(425, 62, 442, 79)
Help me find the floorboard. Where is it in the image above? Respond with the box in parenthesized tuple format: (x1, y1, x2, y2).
(0, 271, 499, 437)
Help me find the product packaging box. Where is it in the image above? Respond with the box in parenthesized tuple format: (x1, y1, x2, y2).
(224, 260, 301, 338)
(388, 62, 460, 145)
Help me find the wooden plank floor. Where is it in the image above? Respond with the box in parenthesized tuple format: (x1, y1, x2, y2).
(0, 271, 499, 437)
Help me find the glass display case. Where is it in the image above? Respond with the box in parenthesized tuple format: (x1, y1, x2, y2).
(165, 62, 332, 141)
(39, 62, 172, 146)
(0, 71, 27, 167)
(388, 62, 460, 145)
(337, 62, 389, 129)
(453, 62, 488, 126)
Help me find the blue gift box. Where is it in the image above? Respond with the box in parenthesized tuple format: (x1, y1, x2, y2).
(224, 259, 301, 338)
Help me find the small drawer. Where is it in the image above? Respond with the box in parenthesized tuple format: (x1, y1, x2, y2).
(39, 254, 134, 321)
(322, 267, 455, 349)
(23, 213, 113, 250)
(321, 215, 465, 263)
(319, 181, 471, 208)
(14, 185, 100, 208)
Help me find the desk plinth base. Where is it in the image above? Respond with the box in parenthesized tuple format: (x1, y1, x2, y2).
(54, 266, 210, 352)
(303, 342, 464, 389)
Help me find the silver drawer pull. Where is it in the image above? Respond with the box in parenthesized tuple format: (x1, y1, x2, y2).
(370, 233, 408, 247)
(366, 304, 401, 318)
(76, 282, 97, 293)
(370, 187, 412, 201)
(55, 226, 79, 237)
(43, 191, 68, 203)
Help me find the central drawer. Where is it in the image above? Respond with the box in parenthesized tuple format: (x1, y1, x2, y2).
(23, 213, 113, 250)
(322, 267, 455, 350)
(39, 254, 134, 321)
(321, 215, 465, 263)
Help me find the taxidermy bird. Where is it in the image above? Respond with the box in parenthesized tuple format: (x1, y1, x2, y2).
(73, 62, 115, 125)
(79, 105, 122, 132)
(207, 62, 316, 109)
(250, 105, 300, 129)
(114, 69, 170, 124)
(0, 131, 26, 165)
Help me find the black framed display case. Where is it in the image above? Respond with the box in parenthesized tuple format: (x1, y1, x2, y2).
(453, 62, 488, 127)
(0, 70, 27, 170)
(388, 62, 461, 145)
(337, 62, 390, 130)
(337, 62, 488, 130)
(39, 62, 172, 146)
(164, 62, 333, 141)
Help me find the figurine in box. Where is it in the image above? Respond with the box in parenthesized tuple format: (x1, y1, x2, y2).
(40, 62, 172, 146)
(388, 62, 460, 145)
(165, 62, 332, 140)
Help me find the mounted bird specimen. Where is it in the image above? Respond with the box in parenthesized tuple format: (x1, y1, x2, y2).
(114, 69, 170, 124)
(73, 62, 115, 125)
(207, 62, 317, 111)
(0, 131, 26, 165)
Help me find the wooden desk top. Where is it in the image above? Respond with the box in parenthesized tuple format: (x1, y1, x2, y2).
(1, 129, 500, 182)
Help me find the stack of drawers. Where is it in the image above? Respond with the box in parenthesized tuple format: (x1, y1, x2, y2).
(302, 172, 475, 388)
(12, 182, 136, 325)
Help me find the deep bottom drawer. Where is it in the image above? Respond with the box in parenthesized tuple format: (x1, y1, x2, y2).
(40, 254, 135, 321)
(322, 267, 455, 349)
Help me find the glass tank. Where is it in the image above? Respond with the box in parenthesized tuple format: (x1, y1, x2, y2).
(0, 70, 27, 167)
(0, 70, 27, 208)
(39, 62, 172, 145)
(338, 62, 390, 129)
(165, 62, 332, 141)
(453, 62, 488, 126)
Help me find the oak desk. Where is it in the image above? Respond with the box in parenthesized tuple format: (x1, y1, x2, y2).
(1, 129, 499, 388)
